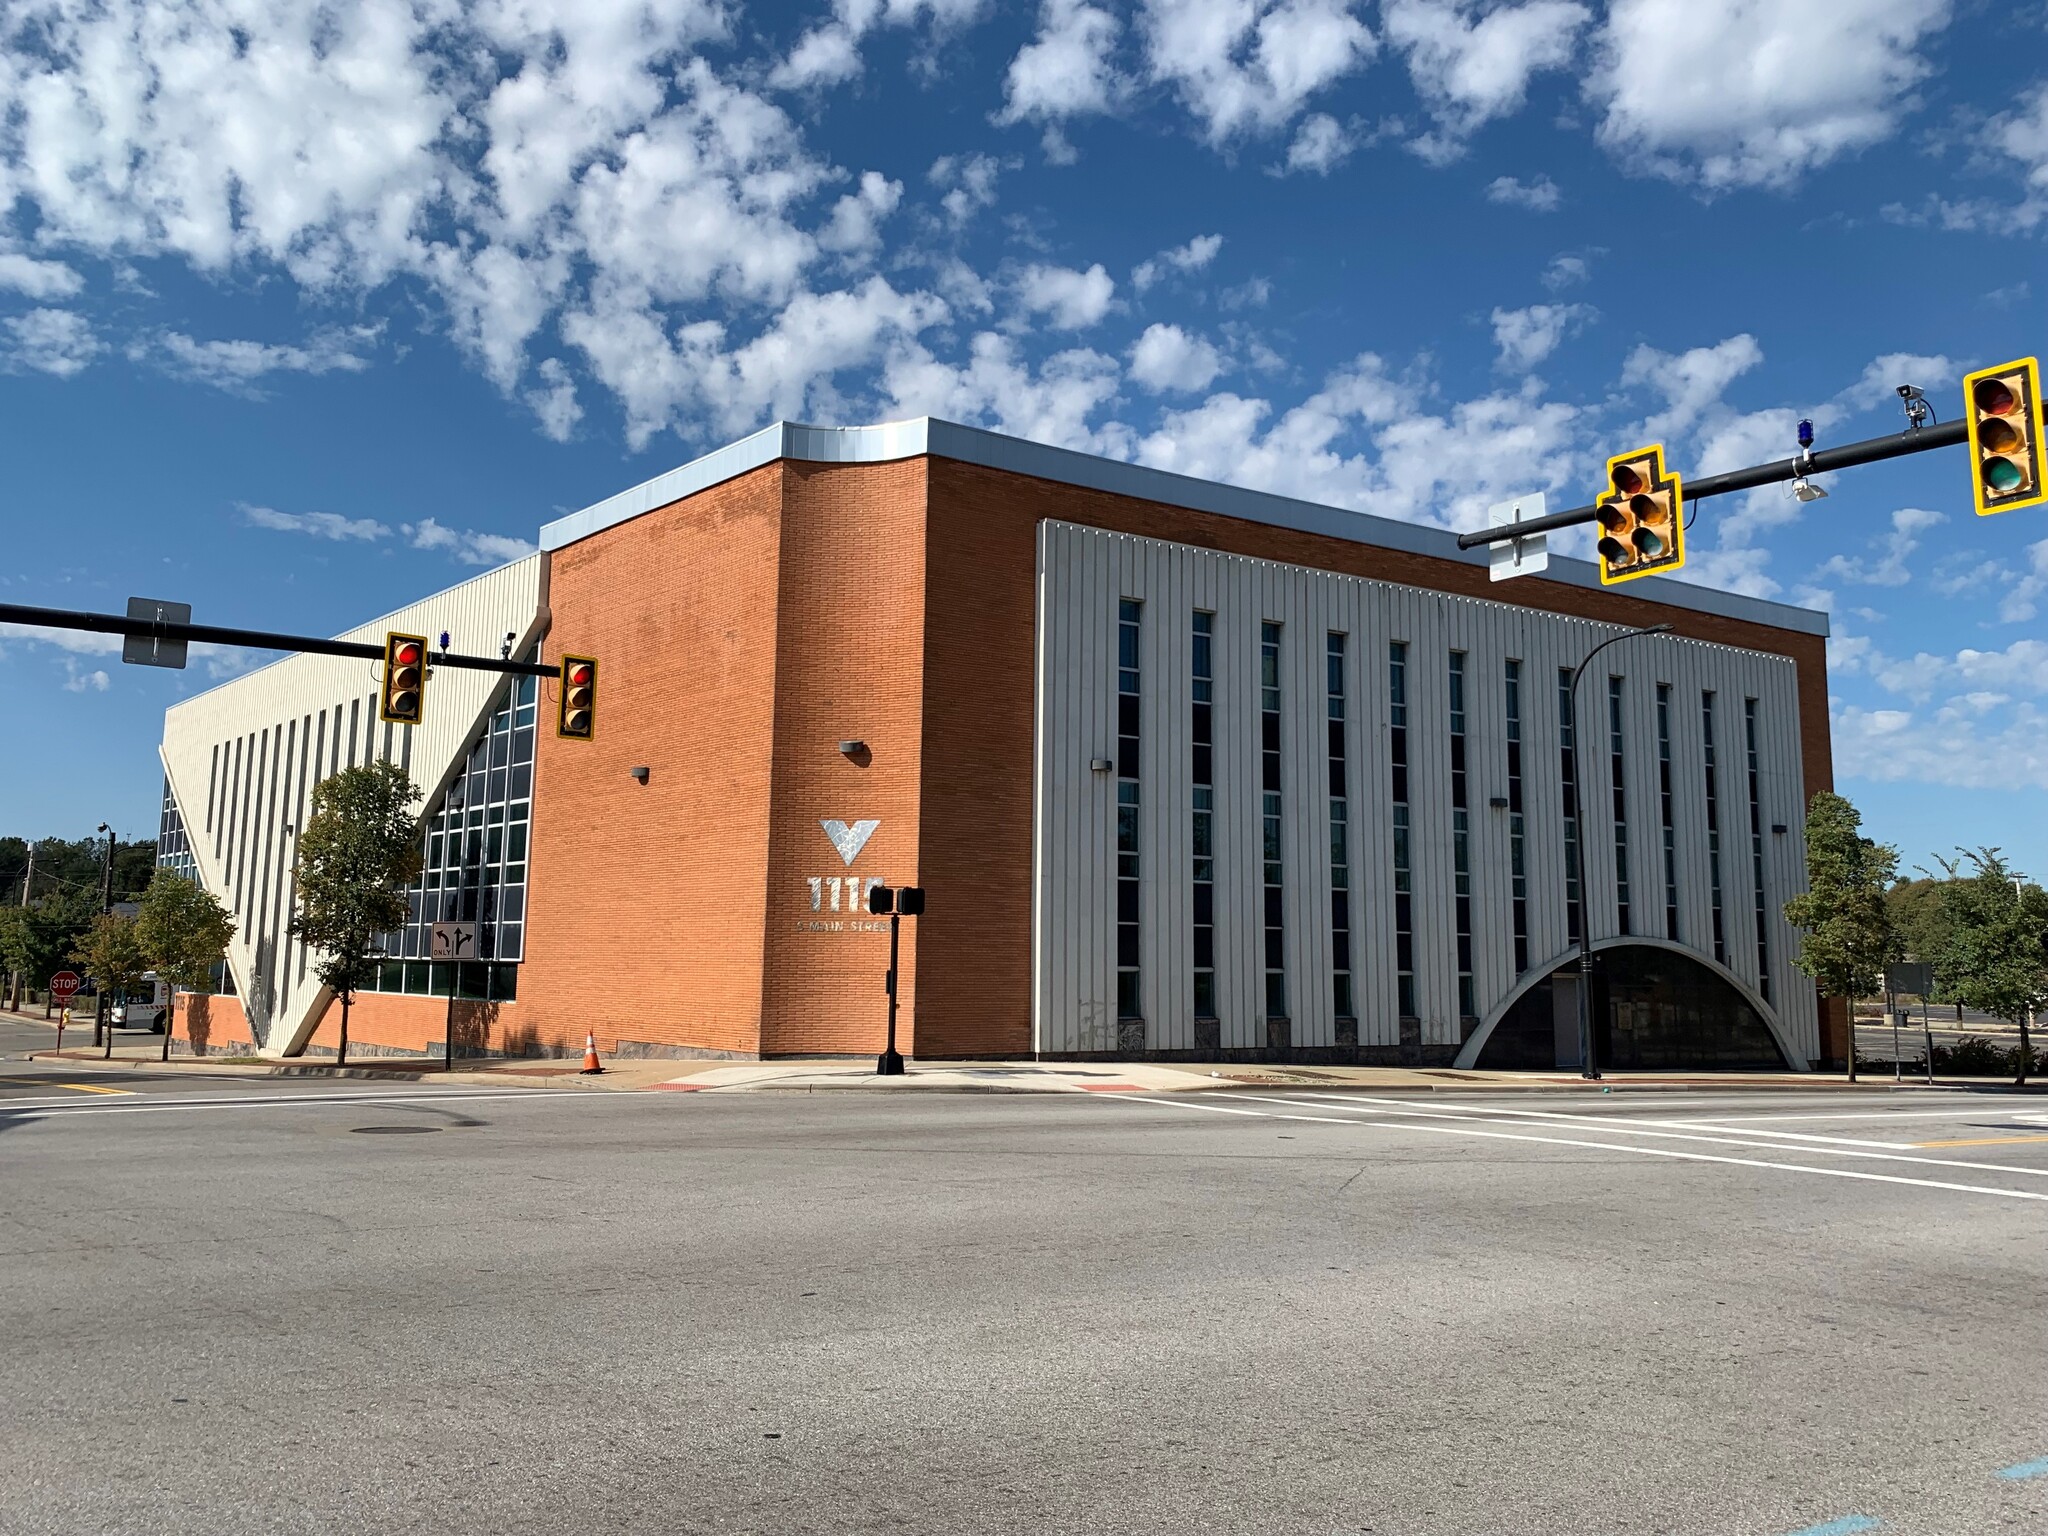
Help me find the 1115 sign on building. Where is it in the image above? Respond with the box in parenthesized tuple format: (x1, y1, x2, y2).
(802, 818, 888, 933)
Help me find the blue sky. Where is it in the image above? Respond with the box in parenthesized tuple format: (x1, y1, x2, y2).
(2, 0, 2045, 881)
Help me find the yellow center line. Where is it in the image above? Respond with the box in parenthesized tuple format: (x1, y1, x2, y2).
(50, 1083, 133, 1096)
(1913, 1134, 2048, 1148)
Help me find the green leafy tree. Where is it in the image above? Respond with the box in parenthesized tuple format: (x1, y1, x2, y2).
(1935, 848, 2048, 1083)
(71, 911, 150, 1010)
(1, 889, 98, 1008)
(0, 905, 28, 1009)
(288, 762, 421, 1065)
(1784, 791, 1901, 1010)
(136, 872, 236, 1058)
(1884, 876, 1954, 985)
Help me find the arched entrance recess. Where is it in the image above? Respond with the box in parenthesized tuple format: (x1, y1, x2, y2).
(1454, 937, 1803, 1071)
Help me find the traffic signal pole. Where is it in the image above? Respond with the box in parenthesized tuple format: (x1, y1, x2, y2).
(1455, 420, 1970, 551)
(0, 603, 560, 678)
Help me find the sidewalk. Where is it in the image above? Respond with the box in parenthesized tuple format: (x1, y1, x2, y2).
(22, 1039, 2046, 1095)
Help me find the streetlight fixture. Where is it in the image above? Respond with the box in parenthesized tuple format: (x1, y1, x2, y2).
(94, 822, 114, 1050)
(1565, 624, 1673, 1080)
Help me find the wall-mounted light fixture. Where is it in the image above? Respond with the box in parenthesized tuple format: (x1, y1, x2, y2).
(1488, 796, 1510, 810)
(1772, 823, 1787, 835)
(1090, 757, 1113, 773)
(839, 739, 871, 767)
(629, 766, 650, 785)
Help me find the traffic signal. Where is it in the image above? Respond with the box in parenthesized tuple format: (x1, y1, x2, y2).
(379, 632, 427, 725)
(1963, 358, 2046, 516)
(1594, 444, 1685, 585)
(557, 654, 597, 740)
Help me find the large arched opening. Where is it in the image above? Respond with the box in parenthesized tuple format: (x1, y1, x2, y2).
(1463, 941, 1794, 1071)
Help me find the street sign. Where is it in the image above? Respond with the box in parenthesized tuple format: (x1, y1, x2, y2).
(430, 921, 478, 961)
(1884, 962, 1935, 997)
(1487, 494, 1549, 581)
(121, 597, 191, 669)
(48, 970, 82, 1003)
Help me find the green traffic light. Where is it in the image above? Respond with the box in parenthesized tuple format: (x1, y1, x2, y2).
(1985, 457, 2025, 495)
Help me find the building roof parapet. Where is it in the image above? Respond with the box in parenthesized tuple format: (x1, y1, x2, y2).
(537, 417, 1828, 638)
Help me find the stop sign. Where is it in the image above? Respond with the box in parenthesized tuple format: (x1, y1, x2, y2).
(48, 971, 82, 1003)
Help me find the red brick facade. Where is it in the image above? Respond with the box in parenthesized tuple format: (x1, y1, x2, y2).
(184, 448, 1838, 1064)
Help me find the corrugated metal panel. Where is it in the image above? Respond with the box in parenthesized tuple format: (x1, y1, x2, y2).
(1035, 522, 1824, 1063)
(159, 556, 546, 1056)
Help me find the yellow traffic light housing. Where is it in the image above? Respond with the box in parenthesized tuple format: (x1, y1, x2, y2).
(1963, 358, 2046, 516)
(379, 632, 428, 725)
(557, 655, 597, 740)
(1594, 445, 1685, 585)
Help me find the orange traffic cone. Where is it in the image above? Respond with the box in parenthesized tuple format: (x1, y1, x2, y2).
(579, 1031, 604, 1075)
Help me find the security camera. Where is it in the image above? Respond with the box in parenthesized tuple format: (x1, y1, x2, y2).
(1897, 383, 1933, 430)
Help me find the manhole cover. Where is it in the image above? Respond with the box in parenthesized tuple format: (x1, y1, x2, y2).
(350, 1125, 439, 1135)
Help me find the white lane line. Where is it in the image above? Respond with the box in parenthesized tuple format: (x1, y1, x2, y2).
(1675, 1107, 2045, 1125)
(1291, 1093, 1927, 1148)
(1251, 1094, 2048, 1179)
(2, 1089, 636, 1118)
(1110, 1094, 2048, 1204)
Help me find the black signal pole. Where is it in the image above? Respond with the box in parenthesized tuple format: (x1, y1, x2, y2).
(880, 909, 905, 1076)
(1455, 420, 1969, 551)
(1566, 625, 1672, 1080)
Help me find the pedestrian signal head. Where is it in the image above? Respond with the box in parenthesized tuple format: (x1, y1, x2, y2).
(380, 632, 428, 725)
(557, 655, 597, 741)
(867, 883, 895, 915)
(1594, 445, 1685, 585)
(1963, 358, 2046, 516)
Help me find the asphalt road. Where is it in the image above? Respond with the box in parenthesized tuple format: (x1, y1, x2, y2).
(4, 1075, 2048, 1536)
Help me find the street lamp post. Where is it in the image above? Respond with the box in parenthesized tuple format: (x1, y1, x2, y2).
(1566, 625, 1673, 1081)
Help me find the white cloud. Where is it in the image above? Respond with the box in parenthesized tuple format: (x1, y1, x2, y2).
(1385, 0, 1589, 159)
(1618, 333, 1764, 443)
(771, 0, 991, 90)
(0, 252, 84, 298)
(1588, 0, 1953, 190)
(1014, 262, 1116, 329)
(1489, 302, 1591, 371)
(997, 0, 1126, 132)
(2, 308, 101, 376)
(1811, 507, 1944, 587)
(1994, 538, 2048, 625)
(1129, 322, 1224, 393)
(1132, 233, 1223, 291)
(929, 153, 1006, 226)
(62, 661, 110, 693)
(1541, 251, 1593, 289)
(1486, 173, 1561, 211)
(144, 326, 380, 391)
(241, 504, 391, 543)
(1138, 0, 1376, 144)
(524, 358, 583, 442)
(1834, 697, 2048, 792)
(403, 518, 539, 567)
(1280, 112, 1355, 174)
(818, 172, 905, 258)
(884, 330, 1128, 455)
(1834, 353, 1957, 418)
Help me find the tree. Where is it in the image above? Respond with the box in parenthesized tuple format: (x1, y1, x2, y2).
(1, 889, 97, 1011)
(288, 762, 421, 1065)
(135, 872, 236, 1060)
(1935, 848, 2048, 1084)
(1884, 876, 1953, 978)
(1784, 791, 1901, 1020)
(71, 911, 149, 1013)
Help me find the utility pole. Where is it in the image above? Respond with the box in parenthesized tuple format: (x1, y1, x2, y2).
(1566, 624, 1673, 1080)
(8, 841, 31, 1011)
(93, 823, 113, 1049)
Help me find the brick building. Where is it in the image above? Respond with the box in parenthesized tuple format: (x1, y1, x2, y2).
(159, 418, 1839, 1069)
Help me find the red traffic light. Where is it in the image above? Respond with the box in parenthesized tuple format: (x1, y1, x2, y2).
(557, 654, 598, 740)
(379, 632, 429, 725)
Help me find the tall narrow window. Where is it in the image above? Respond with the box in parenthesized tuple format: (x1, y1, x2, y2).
(1328, 633, 1354, 1021)
(1608, 676, 1631, 936)
(1505, 659, 1528, 974)
(1191, 612, 1216, 1020)
(1449, 651, 1474, 1018)
(1390, 641, 1415, 1017)
(1745, 698, 1771, 1002)
(1703, 692, 1727, 965)
(1558, 668, 1581, 945)
(1117, 599, 1142, 1022)
(1261, 622, 1286, 1020)
(1656, 683, 1679, 941)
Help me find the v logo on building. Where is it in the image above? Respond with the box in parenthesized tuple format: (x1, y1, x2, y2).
(820, 819, 880, 867)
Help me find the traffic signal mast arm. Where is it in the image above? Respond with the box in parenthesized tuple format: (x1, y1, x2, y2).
(0, 603, 560, 678)
(1454, 419, 1969, 551)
